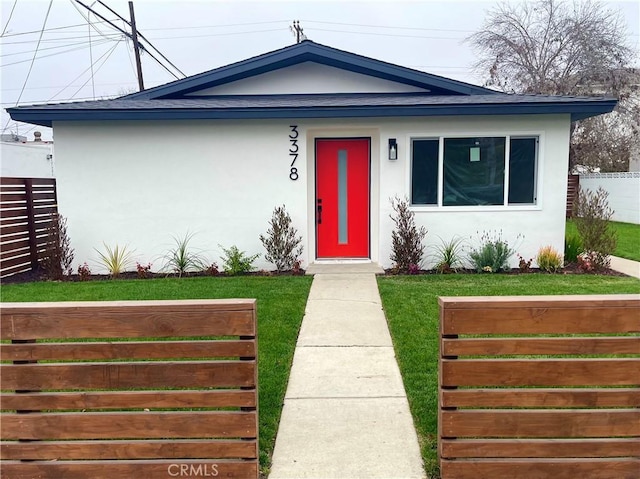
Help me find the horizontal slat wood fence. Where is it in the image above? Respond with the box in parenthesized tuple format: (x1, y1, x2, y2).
(566, 174, 579, 217)
(438, 294, 640, 479)
(0, 299, 259, 479)
(0, 177, 57, 278)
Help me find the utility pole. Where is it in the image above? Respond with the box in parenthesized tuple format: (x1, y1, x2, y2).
(129, 1, 144, 91)
(290, 20, 305, 44)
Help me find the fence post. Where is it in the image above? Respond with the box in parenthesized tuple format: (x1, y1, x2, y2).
(24, 179, 39, 270)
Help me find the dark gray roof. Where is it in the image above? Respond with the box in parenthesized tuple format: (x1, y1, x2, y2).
(7, 92, 617, 127)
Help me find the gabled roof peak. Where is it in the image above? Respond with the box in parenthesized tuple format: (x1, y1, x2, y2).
(124, 40, 496, 100)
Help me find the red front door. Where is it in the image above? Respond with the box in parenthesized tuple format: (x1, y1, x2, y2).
(315, 138, 370, 258)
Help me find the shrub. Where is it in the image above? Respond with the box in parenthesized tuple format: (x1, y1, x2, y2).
(259, 205, 303, 272)
(536, 245, 562, 273)
(432, 236, 466, 273)
(220, 245, 259, 276)
(572, 186, 617, 271)
(389, 196, 427, 273)
(136, 262, 152, 279)
(292, 260, 303, 276)
(577, 251, 597, 272)
(205, 263, 220, 276)
(77, 262, 91, 281)
(468, 230, 518, 273)
(517, 254, 533, 273)
(161, 232, 207, 277)
(95, 243, 134, 277)
(564, 233, 583, 264)
(40, 213, 74, 281)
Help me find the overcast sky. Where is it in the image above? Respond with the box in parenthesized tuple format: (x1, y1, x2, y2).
(2, 0, 638, 141)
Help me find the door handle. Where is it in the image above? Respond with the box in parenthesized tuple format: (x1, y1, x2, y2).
(317, 199, 322, 225)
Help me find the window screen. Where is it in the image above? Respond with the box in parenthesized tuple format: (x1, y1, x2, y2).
(411, 139, 439, 205)
(443, 137, 505, 206)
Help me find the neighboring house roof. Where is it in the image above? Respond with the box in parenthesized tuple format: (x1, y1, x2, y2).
(7, 40, 617, 127)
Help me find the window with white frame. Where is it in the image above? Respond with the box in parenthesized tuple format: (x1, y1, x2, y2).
(411, 136, 538, 207)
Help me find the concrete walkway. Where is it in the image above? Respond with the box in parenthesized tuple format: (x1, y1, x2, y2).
(269, 271, 425, 479)
(609, 255, 640, 279)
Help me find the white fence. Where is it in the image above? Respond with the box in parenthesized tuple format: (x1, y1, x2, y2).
(579, 172, 640, 224)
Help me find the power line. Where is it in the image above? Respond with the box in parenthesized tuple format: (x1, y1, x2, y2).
(2, 38, 117, 67)
(1, 19, 117, 38)
(308, 27, 464, 40)
(301, 19, 475, 34)
(1, 0, 18, 37)
(14, 0, 54, 106)
(95, 0, 185, 78)
(67, 41, 122, 100)
(1, 36, 119, 58)
(3, 0, 54, 134)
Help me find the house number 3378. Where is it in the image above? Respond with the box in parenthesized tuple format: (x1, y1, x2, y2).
(289, 125, 299, 180)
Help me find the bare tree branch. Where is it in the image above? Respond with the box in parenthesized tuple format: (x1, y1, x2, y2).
(467, 0, 638, 171)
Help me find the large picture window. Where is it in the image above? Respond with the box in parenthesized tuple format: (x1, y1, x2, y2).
(411, 136, 538, 207)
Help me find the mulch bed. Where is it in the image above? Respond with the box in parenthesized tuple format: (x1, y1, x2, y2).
(2, 264, 627, 285)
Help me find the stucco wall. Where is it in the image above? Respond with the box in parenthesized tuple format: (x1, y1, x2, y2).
(578, 173, 640, 225)
(188, 62, 427, 96)
(54, 114, 571, 273)
(1, 141, 54, 178)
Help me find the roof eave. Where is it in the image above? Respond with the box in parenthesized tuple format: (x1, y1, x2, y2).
(7, 99, 617, 126)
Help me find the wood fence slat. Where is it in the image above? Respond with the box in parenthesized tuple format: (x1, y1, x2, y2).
(1, 340, 256, 361)
(441, 359, 640, 386)
(441, 409, 640, 438)
(441, 438, 640, 458)
(1, 439, 257, 460)
(442, 307, 640, 334)
(439, 295, 640, 309)
(0, 225, 30, 237)
(442, 336, 640, 356)
(0, 253, 31, 270)
(441, 388, 640, 408)
(1, 301, 256, 339)
(1, 411, 257, 440)
(0, 459, 258, 479)
(1, 361, 256, 390)
(0, 262, 32, 278)
(0, 193, 27, 202)
(0, 238, 31, 254)
(1, 390, 257, 411)
(440, 458, 640, 479)
(0, 207, 28, 219)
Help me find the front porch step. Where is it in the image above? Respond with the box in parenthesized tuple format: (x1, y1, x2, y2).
(305, 262, 385, 275)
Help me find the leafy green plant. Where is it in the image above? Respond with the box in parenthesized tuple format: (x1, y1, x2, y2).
(572, 186, 617, 271)
(40, 213, 74, 281)
(260, 205, 303, 272)
(564, 233, 583, 264)
(161, 232, 207, 277)
(468, 230, 518, 273)
(94, 243, 134, 277)
(536, 245, 562, 273)
(220, 245, 260, 276)
(390, 196, 427, 273)
(432, 236, 466, 273)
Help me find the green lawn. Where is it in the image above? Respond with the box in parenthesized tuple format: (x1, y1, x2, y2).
(567, 219, 640, 262)
(1, 275, 313, 475)
(377, 273, 640, 478)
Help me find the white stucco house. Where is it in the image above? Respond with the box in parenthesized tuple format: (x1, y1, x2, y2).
(7, 41, 616, 271)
